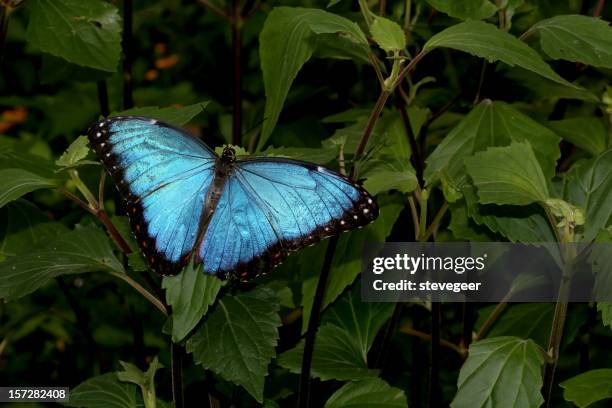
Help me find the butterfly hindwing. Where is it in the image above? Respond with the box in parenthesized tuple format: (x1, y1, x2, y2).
(87, 117, 216, 273)
(197, 158, 378, 279)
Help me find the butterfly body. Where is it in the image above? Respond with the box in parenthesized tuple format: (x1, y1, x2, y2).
(88, 116, 378, 280)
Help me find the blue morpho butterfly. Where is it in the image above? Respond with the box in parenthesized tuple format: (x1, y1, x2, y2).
(87, 116, 378, 280)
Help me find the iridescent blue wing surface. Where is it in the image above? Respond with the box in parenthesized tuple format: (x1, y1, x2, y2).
(87, 116, 216, 274)
(197, 158, 378, 279)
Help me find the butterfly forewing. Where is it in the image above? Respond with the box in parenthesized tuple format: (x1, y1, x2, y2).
(87, 117, 216, 274)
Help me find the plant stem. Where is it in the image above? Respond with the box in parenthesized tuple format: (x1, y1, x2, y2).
(593, 0, 605, 17)
(398, 325, 466, 357)
(171, 343, 185, 408)
(110, 272, 168, 315)
(429, 301, 441, 408)
(198, 0, 232, 21)
(473, 61, 488, 105)
(417, 190, 428, 240)
(422, 202, 449, 241)
(96, 81, 110, 117)
(122, 0, 134, 110)
(96, 208, 133, 254)
(475, 300, 508, 340)
(395, 89, 423, 181)
(350, 89, 391, 179)
(404, 0, 412, 31)
(407, 196, 419, 239)
(375, 303, 403, 367)
(358, 0, 373, 27)
(0, 4, 9, 64)
(368, 51, 386, 87)
(543, 248, 576, 407)
(379, 0, 386, 16)
(232, 0, 242, 146)
(298, 236, 338, 408)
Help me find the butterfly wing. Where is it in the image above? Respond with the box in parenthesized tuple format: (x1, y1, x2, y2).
(87, 116, 216, 274)
(197, 158, 378, 279)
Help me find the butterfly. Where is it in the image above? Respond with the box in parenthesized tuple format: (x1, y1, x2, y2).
(87, 116, 378, 280)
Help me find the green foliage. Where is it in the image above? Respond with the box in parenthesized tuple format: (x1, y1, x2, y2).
(65, 373, 137, 408)
(423, 20, 578, 88)
(162, 261, 224, 343)
(548, 117, 608, 156)
(187, 287, 281, 402)
(564, 150, 612, 241)
(452, 337, 545, 408)
(424, 100, 560, 190)
(26, 0, 122, 72)
(426, 0, 498, 20)
(117, 357, 163, 408)
(465, 142, 550, 205)
(0, 226, 123, 301)
(324, 378, 408, 408)
(56, 136, 98, 169)
(560, 369, 612, 408)
(529, 15, 612, 68)
(279, 284, 393, 381)
(113, 102, 210, 126)
(370, 17, 406, 52)
(258, 7, 367, 150)
(0, 168, 56, 208)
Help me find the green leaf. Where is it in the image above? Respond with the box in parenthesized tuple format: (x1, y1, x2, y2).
(423, 21, 578, 89)
(0, 226, 124, 301)
(162, 261, 223, 343)
(0, 200, 68, 259)
(598, 302, 612, 329)
(564, 150, 612, 241)
(362, 113, 418, 195)
(451, 337, 545, 408)
(530, 15, 612, 68)
(363, 163, 417, 195)
(504, 67, 599, 102)
(259, 7, 367, 151)
(463, 186, 556, 242)
(56, 136, 97, 169)
(324, 378, 408, 408)
(279, 283, 392, 381)
(0, 146, 58, 177)
(112, 102, 210, 126)
(448, 202, 496, 241)
(424, 100, 560, 189)
(186, 287, 281, 403)
(262, 146, 338, 165)
(476, 304, 554, 347)
(314, 33, 371, 64)
(40, 53, 111, 85)
(64, 373, 137, 408)
(117, 357, 163, 408)
(549, 117, 608, 156)
(301, 198, 403, 332)
(426, 0, 497, 20)
(26, 0, 121, 72)
(370, 17, 406, 52)
(465, 142, 550, 206)
(560, 369, 612, 408)
(0, 168, 56, 209)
